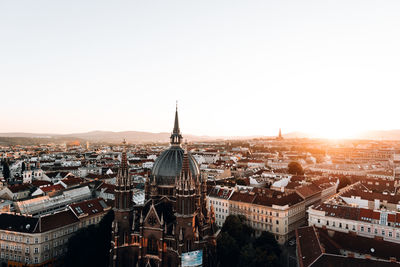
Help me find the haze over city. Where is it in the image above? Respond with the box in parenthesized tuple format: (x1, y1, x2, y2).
(1, 0, 400, 139)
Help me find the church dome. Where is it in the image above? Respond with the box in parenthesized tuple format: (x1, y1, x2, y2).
(152, 146, 199, 185)
(151, 105, 200, 186)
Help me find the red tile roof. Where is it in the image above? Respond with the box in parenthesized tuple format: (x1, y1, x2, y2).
(40, 184, 64, 193)
(69, 198, 110, 219)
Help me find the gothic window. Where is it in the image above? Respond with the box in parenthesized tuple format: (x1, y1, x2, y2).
(186, 239, 192, 251)
(148, 236, 158, 255)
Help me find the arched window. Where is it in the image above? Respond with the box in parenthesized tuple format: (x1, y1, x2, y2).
(148, 236, 158, 255)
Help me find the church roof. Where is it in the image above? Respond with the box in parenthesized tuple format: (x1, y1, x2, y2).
(151, 107, 200, 185)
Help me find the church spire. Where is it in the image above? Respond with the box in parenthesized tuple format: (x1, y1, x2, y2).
(170, 102, 183, 146)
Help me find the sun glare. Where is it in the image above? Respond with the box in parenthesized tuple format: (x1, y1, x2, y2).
(312, 127, 357, 140)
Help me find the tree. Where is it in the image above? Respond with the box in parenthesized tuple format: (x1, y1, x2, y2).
(21, 162, 26, 174)
(217, 232, 240, 266)
(288, 161, 304, 175)
(2, 160, 10, 179)
(64, 210, 114, 267)
(217, 215, 281, 267)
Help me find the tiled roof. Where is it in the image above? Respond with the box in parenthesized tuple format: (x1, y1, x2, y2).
(296, 226, 323, 267)
(229, 188, 303, 207)
(317, 227, 400, 262)
(208, 187, 233, 199)
(61, 177, 83, 186)
(297, 226, 400, 266)
(0, 213, 38, 233)
(38, 210, 79, 232)
(69, 198, 110, 218)
(40, 184, 64, 193)
(313, 203, 360, 221)
(8, 183, 31, 193)
(296, 184, 322, 199)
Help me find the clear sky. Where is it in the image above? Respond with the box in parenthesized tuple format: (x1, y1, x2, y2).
(1, 0, 400, 138)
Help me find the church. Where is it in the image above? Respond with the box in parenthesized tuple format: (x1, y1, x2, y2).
(110, 107, 218, 267)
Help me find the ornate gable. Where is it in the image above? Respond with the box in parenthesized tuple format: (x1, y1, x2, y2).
(144, 204, 162, 228)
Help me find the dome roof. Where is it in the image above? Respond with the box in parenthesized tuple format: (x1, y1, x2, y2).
(152, 146, 200, 186)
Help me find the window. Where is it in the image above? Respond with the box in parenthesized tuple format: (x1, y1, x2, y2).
(276, 220, 279, 225)
(368, 227, 371, 233)
(389, 232, 393, 237)
(25, 247, 29, 253)
(361, 226, 364, 232)
(382, 230, 385, 236)
(374, 229, 378, 234)
(317, 219, 320, 224)
(34, 257, 38, 264)
(147, 236, 158, 255)
(34, 238, 38, 244)
(34, 247, 39, 254)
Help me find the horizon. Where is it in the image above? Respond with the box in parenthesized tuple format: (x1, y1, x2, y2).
(2, 127, 400, 141)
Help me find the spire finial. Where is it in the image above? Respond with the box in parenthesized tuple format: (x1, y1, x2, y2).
(170, 103, 183, 145)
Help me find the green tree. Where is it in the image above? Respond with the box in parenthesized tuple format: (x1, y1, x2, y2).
(21, 162, 26, 174)
(217, 232, 240, 266)
(2, 160, 10, 179)
(288, 161, 304, 175)
(217, 215, 281, 267)
(64, 210, 114, 267)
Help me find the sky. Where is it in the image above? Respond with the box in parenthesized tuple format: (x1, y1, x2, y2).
(1, 1, 400, 139)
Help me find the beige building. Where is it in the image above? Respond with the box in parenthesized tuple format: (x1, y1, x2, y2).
(228, 187, 305, 244)
(0, 198, 110, 267)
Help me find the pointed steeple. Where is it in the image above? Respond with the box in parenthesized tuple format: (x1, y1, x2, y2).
(170, 103, 183, 146)
(174, 101, 180, 134)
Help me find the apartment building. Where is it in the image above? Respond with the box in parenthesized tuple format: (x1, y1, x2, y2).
(308, 203, 400, 244)
(0, 198, 110, 266)
(207, 186, 234, 227)
(228, 188, 305, 244)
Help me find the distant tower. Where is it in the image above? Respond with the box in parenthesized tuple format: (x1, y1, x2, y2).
(277, 128, 283, 140)
(86, 141, 90, 150)
(22, 161, 33, 184)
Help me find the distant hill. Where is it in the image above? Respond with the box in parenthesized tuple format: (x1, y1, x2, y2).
(1, 129, 400, 144)
(357, 130, 400, 140)
(0, 131, 216, 144)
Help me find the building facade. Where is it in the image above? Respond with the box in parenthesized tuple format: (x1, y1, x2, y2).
(0, 198, 110, 266)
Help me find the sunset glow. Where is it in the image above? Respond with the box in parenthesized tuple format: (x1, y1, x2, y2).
(1, 1, 399, 139)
